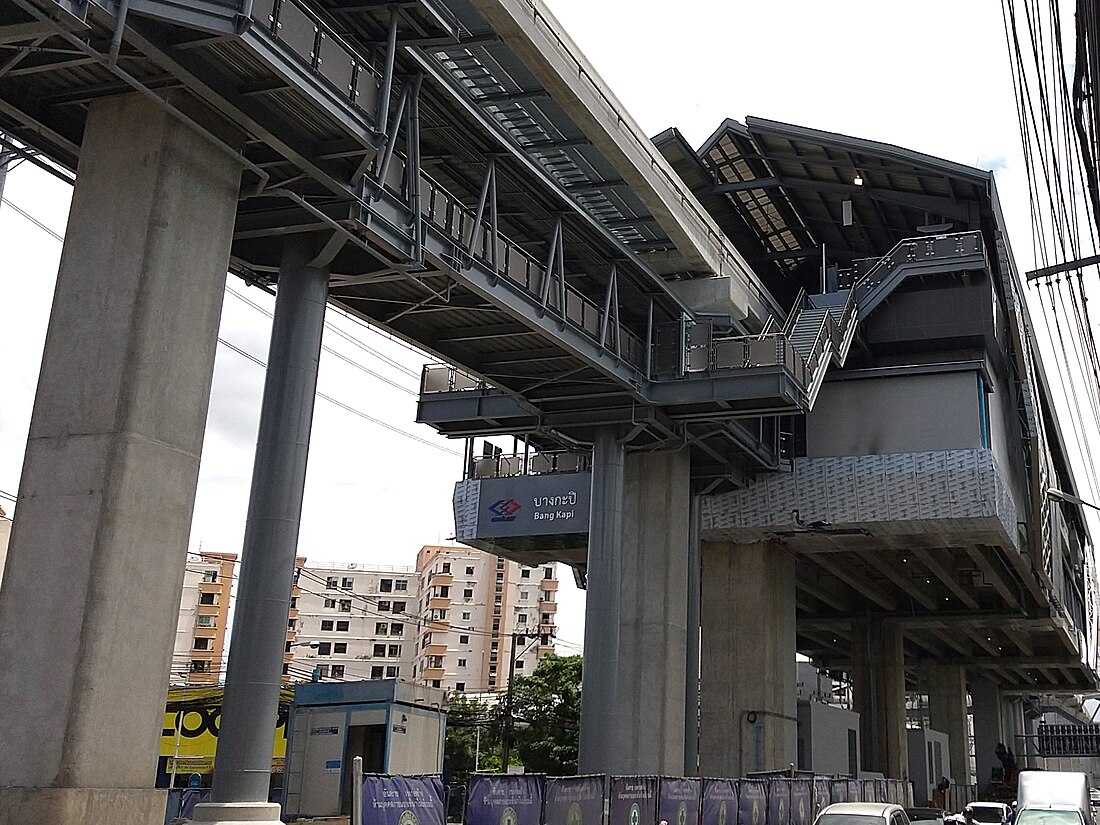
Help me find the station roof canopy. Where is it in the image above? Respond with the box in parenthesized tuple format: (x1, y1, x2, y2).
(659, 117, 995, 298)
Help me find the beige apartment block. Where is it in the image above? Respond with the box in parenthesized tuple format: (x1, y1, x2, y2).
(289, 563, 420, 683)
(415, 545, 557, 694)
(172, 552, 236, 684)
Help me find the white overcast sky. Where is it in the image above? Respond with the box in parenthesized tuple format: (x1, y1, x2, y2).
(1, 0, 1096, 654)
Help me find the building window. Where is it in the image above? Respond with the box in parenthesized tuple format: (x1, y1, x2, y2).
(202, 570, 218, 583)
(542, 613, 551, 623)
(516, 660, 525, 670)
(323, 598, 336, 609)
(390, 623, 403, 636)
(438, 586, 449, 598)
(199, 593, 216, 605)
(491, 620, 500, 632)
(339, 599, 352, 612)
(465, 566, 474, 576)
(192, 638, 210, 650)
(495, 573, 504, 584)
(491, 641, 499, 651)
(456, 682, 465, 692)
(428, 655, 443, 668)
(520, 568, 531, 579)
(380, 578, 393, 593)
(341, 577, 353, 589)
(432, 679, 441, 688)
(517, 614, 527, 624)
(496, 558, 505, 569)
(462, 612, 471, 621)
(371, 666, 383, 679)
(459, 634, 469, 645)
(326, 576, 339, 589)
(197, 615, 214, 627)
(388, 644, 400, 657)
(282, 664, 290, 675)
(318, 642, 332, 655)
(336, 620, 349, 632)
(190, 660, 209, 673)
(379, 600, 391, 612)
(489, 665, 497, 676)
(463, 588, 473, 599)
(287, 619, 296, 629)
(331, 665, 345, 678)
(321, 620, 334, 631)
(395, 580, 408, 591)
(374, 644, 386, 657)
(393, 601, 406, 613)
(458, 658, 467, 668)
(442, 562, 451, 574)
(544, 567, 553, 579)
(376, 622, 389, 635)
(334, 642, 347, 654)
(520, 591, 529, 601)
(316, 665, 329, 678)
(494, 597, 502, 607)
(432, 609, 447, 621)
(386, 666, 398, 678)
(285, 641, 292, 652)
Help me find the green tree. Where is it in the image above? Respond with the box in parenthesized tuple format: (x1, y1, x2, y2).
(444, 695, 501, 784)
(510, 655, 581, 775)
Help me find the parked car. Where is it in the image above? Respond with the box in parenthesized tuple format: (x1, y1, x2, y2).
(968, 803, 1014, 825)
(815, 802, 913, 825)
(906, 808, 947, 825)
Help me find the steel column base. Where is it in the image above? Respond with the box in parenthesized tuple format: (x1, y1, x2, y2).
(191, 802, 283, 823)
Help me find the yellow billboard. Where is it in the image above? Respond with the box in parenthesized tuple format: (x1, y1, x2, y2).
(160, 685, 294, 775)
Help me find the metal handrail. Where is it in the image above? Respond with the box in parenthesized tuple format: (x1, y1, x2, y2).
(782, 287, 807, 337)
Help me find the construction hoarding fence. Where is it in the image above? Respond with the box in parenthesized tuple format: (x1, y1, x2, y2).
(367, 773, 915, 825)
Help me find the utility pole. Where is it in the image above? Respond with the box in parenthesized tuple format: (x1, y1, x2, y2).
(501, 631, 520, 772)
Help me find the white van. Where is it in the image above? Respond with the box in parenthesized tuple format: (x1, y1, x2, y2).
(1017, 772, 1093, 825)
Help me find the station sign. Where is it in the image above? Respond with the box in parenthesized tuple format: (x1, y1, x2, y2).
(475, 473, 591, 538)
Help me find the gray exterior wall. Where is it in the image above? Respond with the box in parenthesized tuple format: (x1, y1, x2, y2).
(808, 371, 983, 458)
(797, 700, 860, 776)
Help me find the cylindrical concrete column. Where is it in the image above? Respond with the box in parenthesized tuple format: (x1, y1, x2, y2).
(0, 94, 242, 824)
(616, 449, 689, 774)
(700, 541, 797, 777)
(206, 237, 329, 807)
(971, 676, 1003, 792)
(852, 614, 909, 779)
(578, 427, 624, 774)
(685, 493, 701, 776)
(927, 663, 973, 785)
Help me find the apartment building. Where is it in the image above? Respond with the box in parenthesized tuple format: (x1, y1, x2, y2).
(288, 563, 419, 683)
(414, 545, 557, 694)
(172, 552, 236, 685)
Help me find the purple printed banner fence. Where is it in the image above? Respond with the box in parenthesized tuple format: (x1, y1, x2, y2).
(658, 778, 700, 825)
(790, 780, 812, 825)
(361, 775, 445, 825)
(544, 776, 605, 825)
(610, 777, 658, 825)
(702, 779, 737, 825)
(466, 774, 544, 825)
(737, 780, 766, 825)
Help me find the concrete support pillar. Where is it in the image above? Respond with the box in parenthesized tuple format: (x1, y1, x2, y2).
(927, 663, 972, 784)
(852, 616, 909, 779)
(0, 94, 241, 824)
(699, 540, 797, 777)
(578, 428, 624, 774)
(616, 449, 689, 774)
(684, 494, 701, 777)
(196, 238, 329, 824)
(971, 676, 1003, 791)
